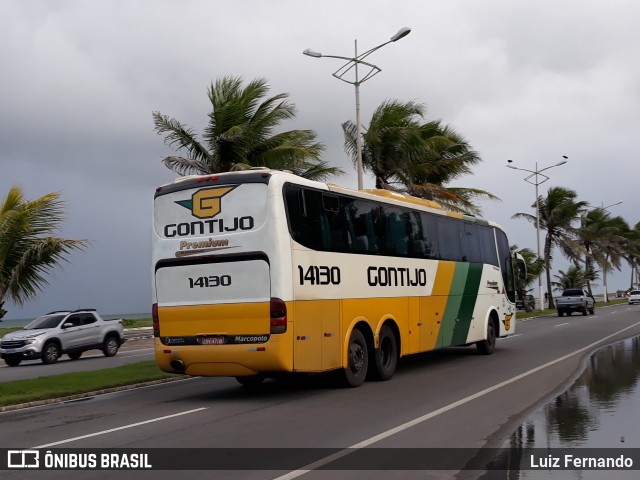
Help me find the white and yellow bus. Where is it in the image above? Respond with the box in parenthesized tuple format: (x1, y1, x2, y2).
(152, 169, 521, 387)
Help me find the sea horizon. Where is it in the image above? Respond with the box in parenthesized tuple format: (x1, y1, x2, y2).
(0, 312, 151, 329)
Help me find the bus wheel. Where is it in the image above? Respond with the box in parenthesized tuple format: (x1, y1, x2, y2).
(344, 328, 368, 387)
(476, 319, 496, 355)
(372, 325, 398, 381)
(236, 374, 265, 388)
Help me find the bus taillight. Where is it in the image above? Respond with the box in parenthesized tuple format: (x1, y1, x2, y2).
(270, 297, 287, 334)
(152, 303, 160, 337)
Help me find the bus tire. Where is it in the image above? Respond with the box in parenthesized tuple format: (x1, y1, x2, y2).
(343, 328, 368, 387)
(372, 325, 398, 381)
(476, 319, 496, 355)
(236, 374, 265, 388)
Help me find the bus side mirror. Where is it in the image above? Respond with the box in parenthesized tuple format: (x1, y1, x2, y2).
(514, 253, 527, 280)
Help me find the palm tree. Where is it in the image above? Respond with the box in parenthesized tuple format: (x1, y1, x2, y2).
(594, 215, 629, 302)
(578, 208, 629, 300)
(0, 187, 88, 320)
(154, 76, 342, 180)
(551, 265, 599, 292)
(622, 221, 640, 290)
(513, 187, 587, 309)
(342, 100, 498, 215)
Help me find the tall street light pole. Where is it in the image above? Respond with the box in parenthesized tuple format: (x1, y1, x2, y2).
(303, 27, 411, 190)
(506, 156, 568, 311)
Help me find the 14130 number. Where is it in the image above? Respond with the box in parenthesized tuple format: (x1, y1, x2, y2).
(188, 275, 231, 288)
(297, 265, 341, 286)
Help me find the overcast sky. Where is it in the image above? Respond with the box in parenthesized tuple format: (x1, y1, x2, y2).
(2, 0, 638, 319)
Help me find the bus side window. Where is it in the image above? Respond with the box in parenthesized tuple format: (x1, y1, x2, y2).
(319, 213, 332, 249)
(347, 199, 379, 254)
(479, 225, 499, 266)
(462, 222, 482, 263)
(283, 185, 323, 250)
(322, 193, 348, 252)
(418, 212, 439, 259)
(382, 206, 409, 256)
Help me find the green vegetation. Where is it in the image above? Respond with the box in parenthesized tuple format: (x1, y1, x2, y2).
(122, 317, 152, 328)
(154, 76, 342, 180)
(0, 186, 88, 320)
(342, 99, 497, 215)
(0, 361, 176, 407)
(514, 187, 640, 308)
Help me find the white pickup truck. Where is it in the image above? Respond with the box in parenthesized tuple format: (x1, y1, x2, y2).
(0, 309, 126, 366)
(556, 289, 595, 317)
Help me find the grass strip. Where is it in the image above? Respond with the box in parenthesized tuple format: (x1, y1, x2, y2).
(0, 361, 176, 407)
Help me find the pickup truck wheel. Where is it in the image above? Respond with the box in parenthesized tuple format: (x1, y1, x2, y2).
(589, 306, 595, 315)
(558, 310, 564, 317)
(4, 357, 21, 367)
(582, 306, 588, 316)
(42, 342, 61, 364)
(102, 336, 120, 357)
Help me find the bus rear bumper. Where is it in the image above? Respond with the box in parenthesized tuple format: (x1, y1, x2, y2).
(154, 338, 292, 377)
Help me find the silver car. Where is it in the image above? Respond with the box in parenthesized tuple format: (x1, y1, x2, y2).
(0, 309, 125, 366)
(629, 290, 640, 305)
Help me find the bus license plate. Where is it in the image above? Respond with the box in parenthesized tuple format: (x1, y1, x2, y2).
(200, 336, 225, 345)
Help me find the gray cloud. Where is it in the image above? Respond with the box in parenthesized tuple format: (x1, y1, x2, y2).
(1, 0, 638, 318)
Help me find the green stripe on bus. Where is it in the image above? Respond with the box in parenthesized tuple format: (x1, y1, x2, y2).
(438, 263, 484, 347)
(438, 263, 469, 347)
(451, 263, 483, 345)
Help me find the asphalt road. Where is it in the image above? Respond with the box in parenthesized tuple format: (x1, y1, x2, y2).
(2, 305, 640, 480)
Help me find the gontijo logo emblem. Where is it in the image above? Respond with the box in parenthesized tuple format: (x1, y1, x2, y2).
(175, 186, 236, 219)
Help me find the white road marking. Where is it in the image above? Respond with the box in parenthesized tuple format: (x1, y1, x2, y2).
(32, 408, 207, 448)
(274, 320, 640, 479)
(502, 334, 522, 339)
(554, 322, 570, 327)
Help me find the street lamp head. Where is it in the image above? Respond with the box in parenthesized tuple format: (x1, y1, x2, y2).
(390, 27, 411, 42)
(562, 155, 568, 159)
(303, 48, 322, 58)
(507, 159, 513, 163)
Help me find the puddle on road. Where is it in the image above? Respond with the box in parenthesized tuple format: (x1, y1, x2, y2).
(480, 335, 640, 479)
